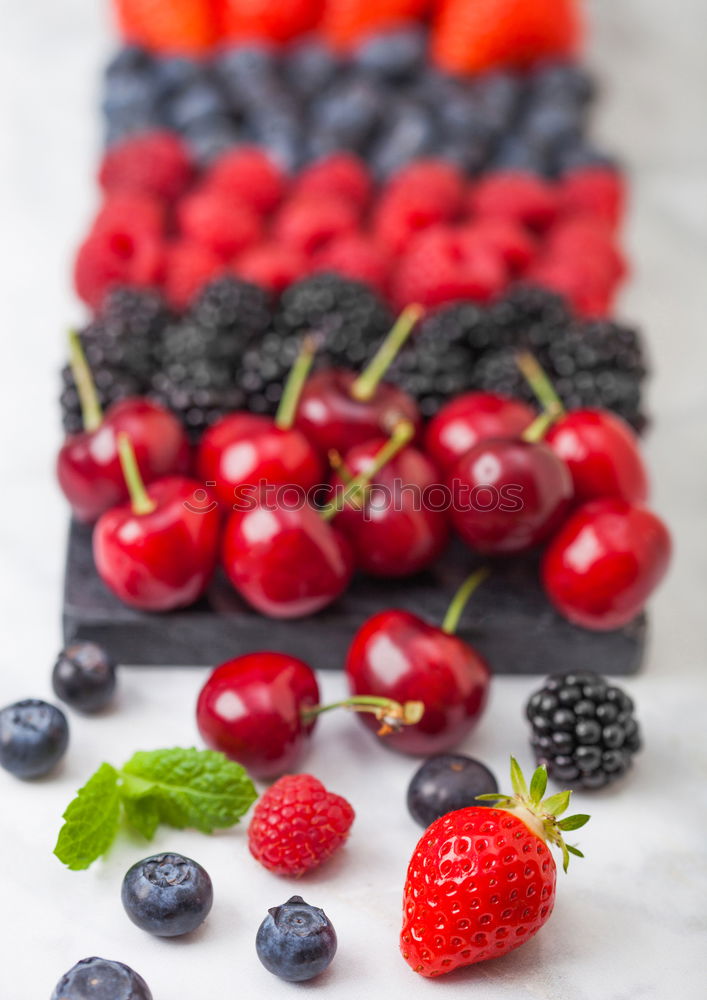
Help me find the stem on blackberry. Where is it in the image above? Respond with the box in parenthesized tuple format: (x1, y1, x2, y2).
(274, 335, 317, 431)
(442, 568, 490, 635)
(117, 433, 156, 516)
(350, 304, 424, 402)
(68, 329, 103, 432)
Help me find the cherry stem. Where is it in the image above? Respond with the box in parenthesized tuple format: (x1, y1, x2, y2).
(441, 567, 490, 635)
(116, 432, 156, 516)
(68, 329, 103, 433)
(320, 420, 414, 521)
(275, 335, 317, 431)
(350, 304, 424, 402)
(516, 352, 565, 421)
(301, 695, 424, 736)
(522, 410, 558, 444)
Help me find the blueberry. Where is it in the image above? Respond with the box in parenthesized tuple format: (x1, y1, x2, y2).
(51, 957, 152, 1000)
(184, 117, 242, 166)
(368, 101, 436, 178)
(105, 46, 152, 78)
(153, 56, 205, 98)
(555, 143, 618, 173)
(102, 73, 157, 118)
(167, 82, 229, 130)
(312, 78, 381, 146)
(473, 72, 522, 133)
(256, 896, 337, 982)
(352, 26, 427, 80)
(285, 38, 340, 98)
(0, 699, 68, 779)
(215, 44, 278, 103)
(407, 754, 499, 828)
(531, 62, 596, 106)
(522, 99, 583, 152)
(121, 853, 213, 937)
(491, 136, 546, 174)
(52, 642, 117, 714)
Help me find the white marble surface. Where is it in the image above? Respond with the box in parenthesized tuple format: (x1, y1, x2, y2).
(1, 1, 706, 997)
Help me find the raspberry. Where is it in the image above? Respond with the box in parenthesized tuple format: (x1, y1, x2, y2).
(114, 0, 215, 52)
(162, 240, 228, 311)
(93, 192, 166, 238)
(248, 774, 355, 877)
(544, 217, 626, 284)
(386, 159, 467, 217)
(312, 234, 390, 294)
(559, 167, 626, 229)
(527, 261, 612, 317)
(178, 189, 263, 259)
(322, 0, 431, 51)
(468, 172, 559, 232)
(99, 131, 193, 202)
(74, 228, 164, 311)
(274, 194, 361, 255)
(219, 0, 323, 44)
(461, 219, 537, 274)
(290, 153, 373, 211)
(374, 170, 465, 256)
(206, 147, 287, 215)
(432, 0, 581, 75)
(234, 243, 308, 293)
(391, 225, 508, 310)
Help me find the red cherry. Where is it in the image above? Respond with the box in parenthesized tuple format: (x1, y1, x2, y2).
(345, 572, 491, 755)
(449, 438, 573, 554)
(332, 438, 449, 577)
(294, 305, 423, 455)
(93, 436, 219, 611)
(221, 502, 354, 619)
(196, 652, 320, 779)
(545, 408, 648, 504)
(425, 391, 536, 472)
(196, 336, 324, 509)
(542, 499, 671, 630)
(57, 332, 189, 523)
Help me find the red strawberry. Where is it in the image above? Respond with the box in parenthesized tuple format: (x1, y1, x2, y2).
(177, 188, 263, 258)
(401, 759, 589, 977)
(312, 234, 390, 294)
(162, 240, 227, 310)
(274, 194, 361, 255)
(207, 147, 287, 214)
(99, 131, 193, 201)
(248, 774, 355, 877)
(468, 172, 559, 232)
(234, 243, 308, 294)
(322, 0, 431, 51)
(114, 0, 216, 52)
(290, 153, 373, 211)
(219, 0, 323, 44)
(432, 0, 581, 75)
(391, 225, 508, 310)
(559, 168, 626, 229)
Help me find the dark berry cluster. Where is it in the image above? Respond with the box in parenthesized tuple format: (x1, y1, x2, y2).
(526, 673, 642, 789)
(102, 32, 613, 177)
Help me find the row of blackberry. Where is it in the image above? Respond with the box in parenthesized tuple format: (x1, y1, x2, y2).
(60, 277, 648, 439)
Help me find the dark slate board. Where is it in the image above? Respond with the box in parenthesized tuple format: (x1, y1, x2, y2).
(62, 520, 646, 674)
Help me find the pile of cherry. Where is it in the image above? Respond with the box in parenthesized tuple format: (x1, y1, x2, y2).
(75, 133, 626, 318)
(58, 302, 670, 636)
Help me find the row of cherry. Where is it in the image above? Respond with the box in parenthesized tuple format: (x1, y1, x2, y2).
(57, 305, 670, 631)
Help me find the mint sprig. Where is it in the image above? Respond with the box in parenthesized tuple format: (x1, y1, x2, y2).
(54, 747, 258, 871)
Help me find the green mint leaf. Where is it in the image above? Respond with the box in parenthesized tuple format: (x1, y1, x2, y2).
(54, 763, 121, 870)
(122, 794, 161, 841)
(120, 747, 257, 834)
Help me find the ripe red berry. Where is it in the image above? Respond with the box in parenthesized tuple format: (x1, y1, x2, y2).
(542, 499, 671, 630)
(312, 234, 390, 295)
(162, 240, 226, 311)
(233, 243, 308, 294)
(114, 0, 216, 52)
(468, 171, 559, 231)
(93, 192, 166, 238)
(559, 167, 625, 229)
(248, 775, 355, 877)
(207, 147, 287, 214)
(274, 194, 361, 255)
(220, 0, 323, 44)
(178, 189, 263, 259)
(99, 131, 193, 201)
(290, 153, 373, 210)
(74, 228, 164, 311)
(425, 391, 535, 472)
(460, 218, 537, 274)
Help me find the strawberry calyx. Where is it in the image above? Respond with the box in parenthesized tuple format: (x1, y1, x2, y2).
(476, 756, 590, 872)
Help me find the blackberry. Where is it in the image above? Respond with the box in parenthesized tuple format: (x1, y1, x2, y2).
(275, 274, 394, 371)
(60, 364, 141, 434)
(151, 277, 271, 437)
(526, 673, 642, 789)
(237, 331, 303, 415)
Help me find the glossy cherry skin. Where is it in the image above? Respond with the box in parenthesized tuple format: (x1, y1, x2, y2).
(196, 412, 324, 510)
(449, 438, 573, 554)
(57, 398, 190, 523)
(222, 502, 354, 619)
(545, 408, 648, 505)
(93, 476, 220, 611)
(346, 610, 490, 755)
(332, 439, 449, 577)
(196, 652, 320, 779)
(542, 499, 671, 631)
(295, 369, 422, 456)
(425, 391, 535, 472)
